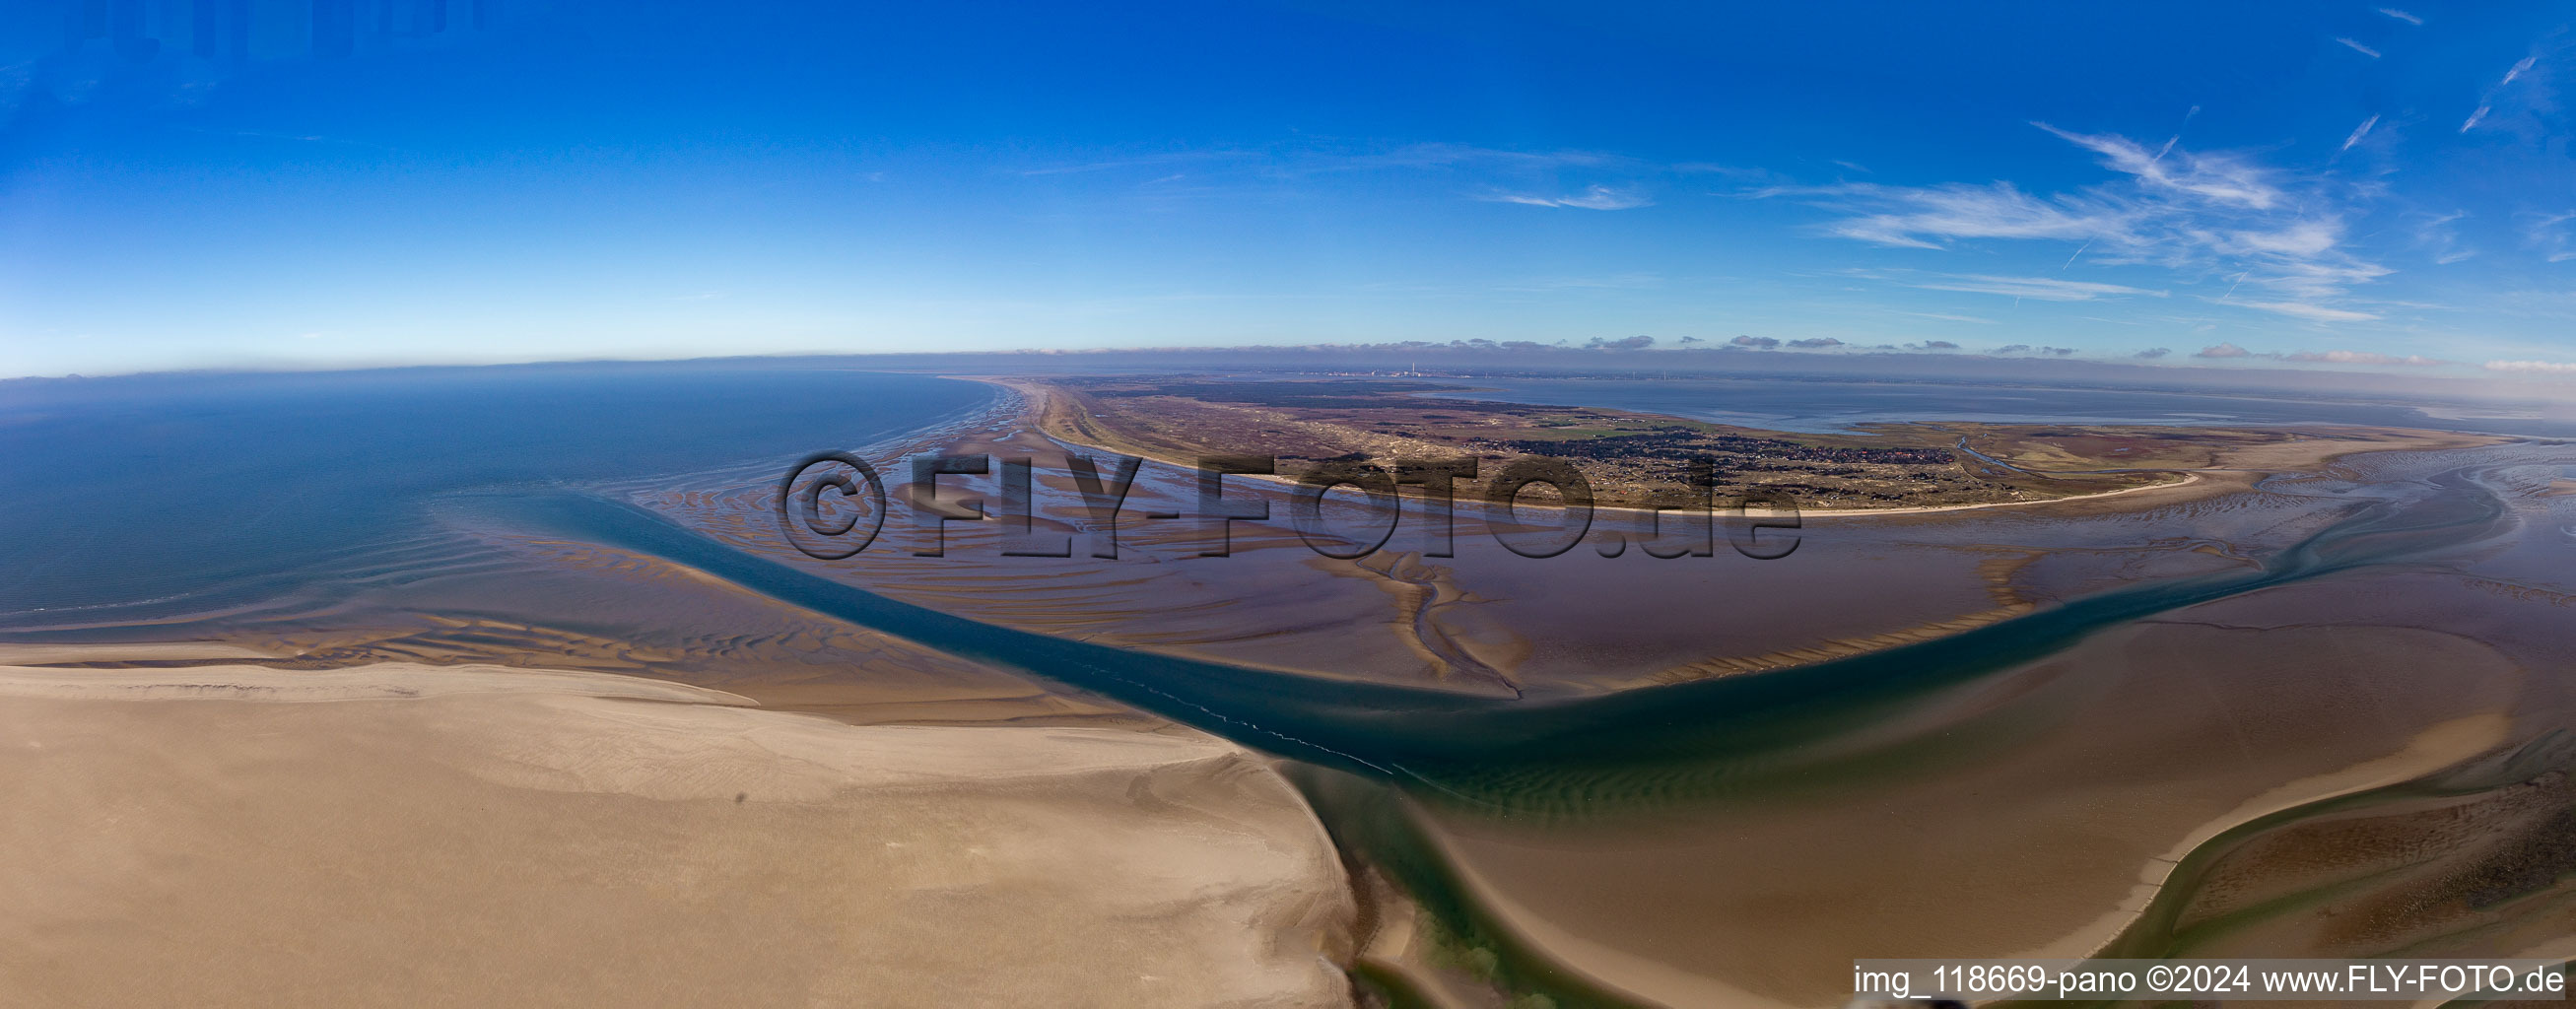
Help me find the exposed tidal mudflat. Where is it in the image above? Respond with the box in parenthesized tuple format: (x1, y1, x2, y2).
(8, 366, 2576, 1007)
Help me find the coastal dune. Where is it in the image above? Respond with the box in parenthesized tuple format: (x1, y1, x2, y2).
(0, 654, 1354, 1008)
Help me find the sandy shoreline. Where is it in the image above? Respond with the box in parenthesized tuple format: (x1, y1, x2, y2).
(0, 659, 760, 706)
(972, 375, 2495, 522)
(2004, 710, 2513, 961)
(1404, 613, 2531, 1006)
(0, 648, 1356, 1008)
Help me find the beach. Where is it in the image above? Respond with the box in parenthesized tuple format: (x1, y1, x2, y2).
(0, 648, 1355, 1008)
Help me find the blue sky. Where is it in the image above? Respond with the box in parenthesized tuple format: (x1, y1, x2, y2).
(1, 1, 2570, 378)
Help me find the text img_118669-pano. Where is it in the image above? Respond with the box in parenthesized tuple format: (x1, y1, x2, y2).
(777, 450, 1804, 564)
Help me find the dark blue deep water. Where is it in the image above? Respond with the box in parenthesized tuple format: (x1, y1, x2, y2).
(0, 364, 992, 629)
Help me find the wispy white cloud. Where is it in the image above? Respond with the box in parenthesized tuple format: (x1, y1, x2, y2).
(2283, 349, 2442, 365)
(2487, 360, 2576, 374)
(1793, 180, 2128, 248)
(2338, 114, 2380, 154)
(2233, 300, 2382, 322)
(2197, 344, 2442, 365)
(1890, 310, 1997, 323)
(1775, 124, 2389, 323)
(1488, 184, 1653, 210)
(1671, 162, 1779, 179)
(1017, 143, 1625, 185)
(1908, 274, 2166, 302)
(2417, 211, 2474, 264)
(2336, 37, 2383, 59)
(2195, 342, 2452, 365)
(2378, 8, 2422, 25)
(2034, 122, 2279, 207)
(2462, 55, 2542, 134)
(1993, 344, 2077, 356)
(1322, 143, 1619, 172)
(2526, 211, 2576, 262)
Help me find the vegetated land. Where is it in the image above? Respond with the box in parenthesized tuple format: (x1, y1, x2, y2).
(1014, 375, 2313, 511)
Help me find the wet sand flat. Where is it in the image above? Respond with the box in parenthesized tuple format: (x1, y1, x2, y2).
(1418, 606, 2529, 1006)
(671, 384, 2503, 700)
(0, 656, 1354, 1009)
